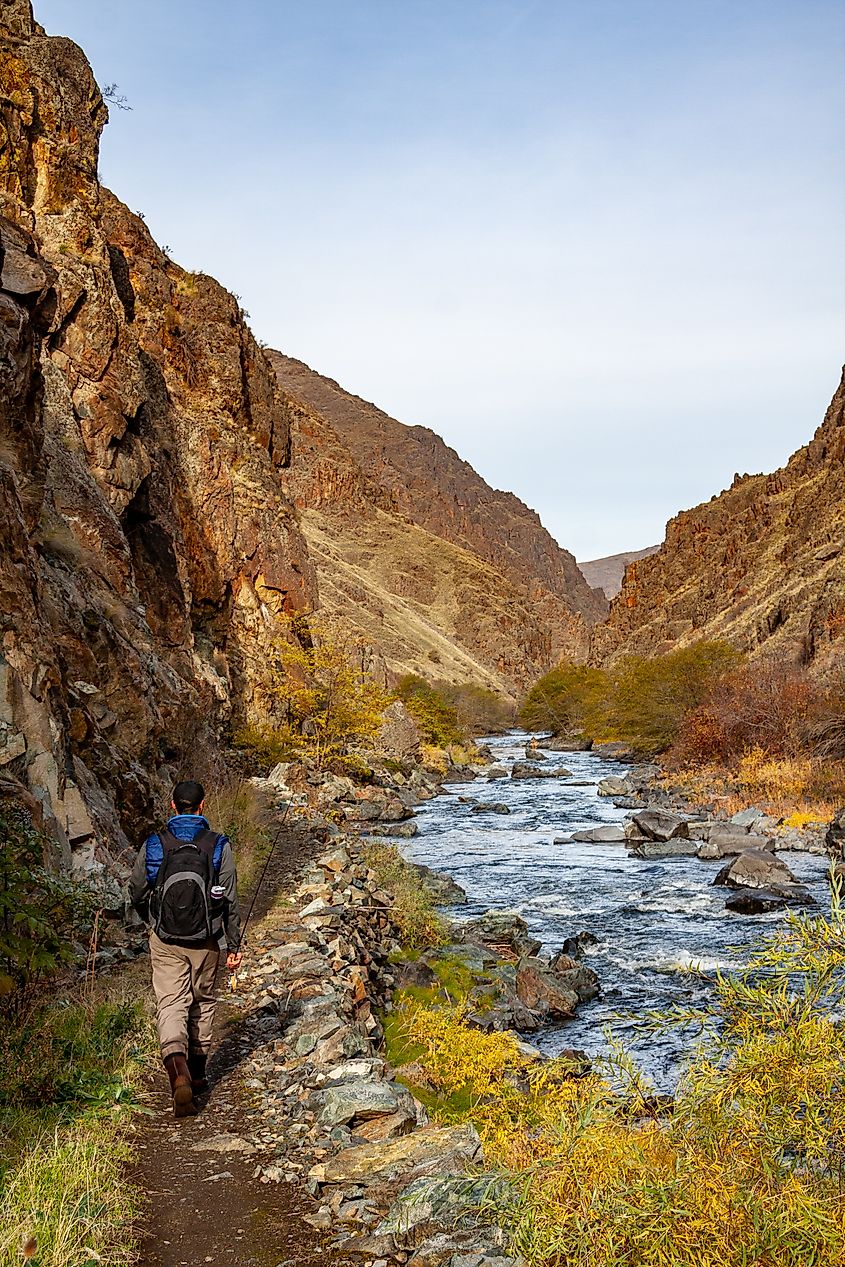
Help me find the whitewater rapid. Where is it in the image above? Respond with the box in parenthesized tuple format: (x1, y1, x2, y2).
(405, 731, 830, 1087)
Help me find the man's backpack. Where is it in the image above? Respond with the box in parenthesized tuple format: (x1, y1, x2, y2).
(150, 829, 222, 944)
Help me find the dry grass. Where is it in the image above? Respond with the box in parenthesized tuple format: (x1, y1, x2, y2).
(669, 751, 845, 824)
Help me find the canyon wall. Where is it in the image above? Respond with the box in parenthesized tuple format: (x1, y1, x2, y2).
(592, 368, 845, 670)
(271, 353, 607, 689)
(0, 2, 315, 872)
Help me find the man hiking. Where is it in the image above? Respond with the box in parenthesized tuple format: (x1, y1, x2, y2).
(129, 780, 242, 1117)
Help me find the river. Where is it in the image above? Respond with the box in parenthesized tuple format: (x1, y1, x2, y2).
(405, 731, 830, 1089)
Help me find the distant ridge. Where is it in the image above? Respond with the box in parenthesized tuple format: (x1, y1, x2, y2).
(579, 547, 660, 599)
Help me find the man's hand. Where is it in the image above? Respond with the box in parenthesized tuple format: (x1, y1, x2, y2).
(226, 952, 242, 969)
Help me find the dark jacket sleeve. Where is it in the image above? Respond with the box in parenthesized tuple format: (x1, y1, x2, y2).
(128, 843, 151, 920)
(218, 841, 241, 952)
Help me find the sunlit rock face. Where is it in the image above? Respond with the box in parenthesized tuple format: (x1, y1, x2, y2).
(0, 3, 316, 863)
(591, 368, 845, 672)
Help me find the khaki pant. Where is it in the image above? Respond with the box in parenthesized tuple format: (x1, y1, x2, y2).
(149, 931, 220, 1061)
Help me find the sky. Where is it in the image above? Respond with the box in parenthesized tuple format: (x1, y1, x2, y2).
(35, 0, 845, 560)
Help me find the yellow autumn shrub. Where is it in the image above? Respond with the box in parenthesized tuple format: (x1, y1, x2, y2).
(392, 897, 845, 1267)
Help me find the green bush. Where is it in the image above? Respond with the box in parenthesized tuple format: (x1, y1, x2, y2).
(519, 641, 742, 755)
(518, 663, 608, 735)
(0, 804, 96, 993)
(395, 675, 465, 747)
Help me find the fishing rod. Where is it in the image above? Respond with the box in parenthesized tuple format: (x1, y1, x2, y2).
(229, 796, 293, 991)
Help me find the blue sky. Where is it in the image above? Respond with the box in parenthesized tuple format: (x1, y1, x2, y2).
(36, 0, 844, 559)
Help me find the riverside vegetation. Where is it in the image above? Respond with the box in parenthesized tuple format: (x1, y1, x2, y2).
(520, 641, 845, 822)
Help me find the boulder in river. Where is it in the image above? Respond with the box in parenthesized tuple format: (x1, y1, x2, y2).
(628, 837, 699, 859)
(410, 863, 468, 905)
(569, 825, 626, 844)
(697, 828, 773, 859)
(524, 747, 547, 761)
(729, 886, 810, 917)
(516, 954, 598, 1018)
(459, 911, 541, 959)
(511, 761, 572, 780)
(471, 802, 511, 815)
(630, 809, 689, 842)
(713, 848, 801, 891)
(486, 765, 508, 780)
(597, 775, 632, 797)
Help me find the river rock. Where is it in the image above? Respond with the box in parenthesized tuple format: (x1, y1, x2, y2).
(459, 911, 541, 958)
(510, 762, 572, 780)
(597, 776, 632, 797)
(310, 1123, 483, 1189)
(545, 951, 601, 1001)
(471, 802, 510, 815)
(713, 849, 799, 891)
(630, 809, 689, 842)
(410, 863, 468, 905)
(569, 825, 626, 843)
(524, 747, 546, 760)
(731, 807, 780, 833)
(515, 958, 579, 1018)
(627, 837, 698, 859)
(486, 766, 508, 780)
(725, 888, 788, 914)
(320, 1081, 418, 1130)
(697, 828, 773, 859)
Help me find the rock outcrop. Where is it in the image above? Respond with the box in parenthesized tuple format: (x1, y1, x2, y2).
(271, 352, 607, 690)
(592, 368, 845, 669)
(0, 5, 315, 857)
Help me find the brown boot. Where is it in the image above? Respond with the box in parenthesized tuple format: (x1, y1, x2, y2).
(163, 1053, 197, 1118)
(188, 1051, 209, 1094)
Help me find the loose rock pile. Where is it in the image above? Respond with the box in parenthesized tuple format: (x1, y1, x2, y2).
(219, 839, 526, 1267)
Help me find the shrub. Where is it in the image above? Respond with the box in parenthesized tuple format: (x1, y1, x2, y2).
(264, 615, 389, 768)
(387, 902, 845, 1267)
(0, 804, 96, 993)
(438, 683, 515, 735)
(608, 641, 742, 755)
(670, 657, 811, 766)
(395, 676, 464, 747)
(518, 663, 608, 735)
(361, 842, 445, 950)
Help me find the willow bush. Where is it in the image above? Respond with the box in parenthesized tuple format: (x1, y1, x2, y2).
(394, 895, 845, 1266)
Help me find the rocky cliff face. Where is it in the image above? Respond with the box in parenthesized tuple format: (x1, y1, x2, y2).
(592, 369, 845, 669)
(0, 3, 315, 872)
(271, 353, 607, 688)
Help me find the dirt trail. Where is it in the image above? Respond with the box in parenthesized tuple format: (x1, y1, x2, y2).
(130, 821, 345, 1267)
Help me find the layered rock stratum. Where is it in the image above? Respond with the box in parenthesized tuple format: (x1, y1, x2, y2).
(270, 353, 607, 688)
(592, 369, 845, 669)
(0, 1, 602, 866)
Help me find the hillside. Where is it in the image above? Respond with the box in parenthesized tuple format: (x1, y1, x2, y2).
(271, 352, 607, 686)
(592, 368, 845, 669)
(579, 546, 660, 599)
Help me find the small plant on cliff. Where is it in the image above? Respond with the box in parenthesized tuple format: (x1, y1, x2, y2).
(266, 615, 389, 768)
(0, 803, 94, 994)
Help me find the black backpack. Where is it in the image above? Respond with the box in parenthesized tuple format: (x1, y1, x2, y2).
(150, 828, 222, 944)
